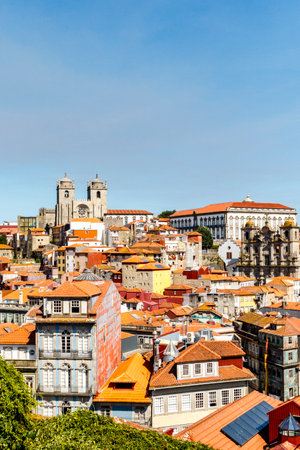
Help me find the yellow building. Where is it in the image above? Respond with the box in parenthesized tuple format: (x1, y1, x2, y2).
(137, 262, 171, 295)
(122, 256, 171, 294)
(57, 246, 66, 276)
(233, 289, 257, 314)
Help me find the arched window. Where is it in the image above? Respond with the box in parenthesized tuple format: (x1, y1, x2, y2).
(61, 363, 71, 389)
(78, 364, 88, 391)
(78, 332, 89, 355)
(44, 331, 53, 353)
(62, 401, 71, 415)
(97, 191, 101, 198)
(64, 190, 69, 198)
(61, 330, 71, 353)
(43, 363, 54, 387)
(43, 401, 53, 417)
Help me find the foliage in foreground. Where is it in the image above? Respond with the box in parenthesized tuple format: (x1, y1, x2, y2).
(0, 357, 215, 450)
(158, 209, 176, 218)
(196, 226, 214, 249)
(25, 410, 214, 450)
(0, 357, 36, 449)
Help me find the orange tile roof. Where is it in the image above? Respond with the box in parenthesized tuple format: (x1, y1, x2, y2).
(89, 281, 113, 314)
(121, 331, 135, 339)
(94, 353, 151, 403)
(137, 262, 170, 271)
(201, 341, 245, 358)
(0, 257, 11, 263)
(175, 390, 281, 449)
(167, 306, 192, 317)
(0, 323, 35, 345)
(0, 244, 13, 250)
(165, 284, 194, 290)
(122, 256, 152, 264)
(262, 317, 300, 336)
(0, 323, 20, 335)
(171, 202, 294, 217)
(107, 210, 153, 215)
(44, 281, 101, 298)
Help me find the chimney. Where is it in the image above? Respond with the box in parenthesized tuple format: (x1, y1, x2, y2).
(282, 299, 287, 309)
(19, 290, 23, 304)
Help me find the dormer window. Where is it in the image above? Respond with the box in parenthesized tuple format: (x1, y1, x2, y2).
(182, 364, 190, 377)
(207, 362, 213, 374)
(53, 300, 62, 313)
(71, 300, 80, 313)
(194, 363, 202, 376)
(113, 382, 134, 390)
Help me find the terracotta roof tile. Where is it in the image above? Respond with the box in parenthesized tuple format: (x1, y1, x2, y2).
(175, 390, 281, 449)
(171, 202, 294, 217)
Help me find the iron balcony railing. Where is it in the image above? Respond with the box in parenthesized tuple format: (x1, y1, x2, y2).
(39, 350, 92, 359)
(37, 384, 93, 394)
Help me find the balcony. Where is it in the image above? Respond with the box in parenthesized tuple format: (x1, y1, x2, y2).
(39, 350, 92, 359)
(37, 384, 93, 395)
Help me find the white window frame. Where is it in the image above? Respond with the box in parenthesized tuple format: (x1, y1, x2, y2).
(182, 364, 190, 378)
(195, 392, 204, 409)
(194, 363, 202, 376)
(233, 388, 242, 401)
(206, 362, 213, 375)
(53, 300, 62, 313)
(221, 389, 230, 406)
(181, 393, 191, 411)
(154, 396, 164, 415)
(168, 395, 178, 413)
(208, 391, 217, 408)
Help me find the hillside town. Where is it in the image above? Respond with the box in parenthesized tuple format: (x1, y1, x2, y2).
(1, 174, 300, 448)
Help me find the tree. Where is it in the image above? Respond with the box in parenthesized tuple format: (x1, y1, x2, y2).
(196, 226, 213, 249)
(0, 357, 36, 449)
(158, 210, 176, 218)
(0, 234, 7, 245)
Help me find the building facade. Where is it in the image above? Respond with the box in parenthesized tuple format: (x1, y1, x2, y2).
(55, 174, 107, 226)
(170, 197, 297, 241)
(238, 219, 300, 285)
(36, 279, 121, 416)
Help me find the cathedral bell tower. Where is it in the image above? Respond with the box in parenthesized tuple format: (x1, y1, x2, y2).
(55, 174, 75, 226)
(87, 174, 107, 219)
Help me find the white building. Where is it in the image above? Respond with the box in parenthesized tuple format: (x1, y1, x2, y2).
(170, 196, 297, 241)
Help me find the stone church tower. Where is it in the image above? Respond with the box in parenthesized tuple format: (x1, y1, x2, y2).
(55, 174, 107, 225)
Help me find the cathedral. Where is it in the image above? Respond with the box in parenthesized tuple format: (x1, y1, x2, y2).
(55, 174, 107, 226)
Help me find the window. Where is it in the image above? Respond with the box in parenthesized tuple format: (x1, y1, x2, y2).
(288, 337, 293, 344)
(194, 363, 202, 376)
(62, 401, 71, 415)
(182, 364, 190, 377)
(44, 332, 53, 353)
(43, 401, 53, 417)
(18, 347, 27, 360)
(64, 190, 69, 198)
(78, 364, 88, 390)
(97, 191, 101, 198)
(233, 388, 242, 401)
(168, 395, 178, 413)
(209, 391, 217, 407)
(24, 376, 34, 390)
(289, 369, 294, 378)
(154, 397, 164, 415)
(100, 406, 111, 416)
(288, 351, 293, 361)
(3, 347, 12, 359)
(207, 362, 213, 374)
(43, 363, 54, 387)
(61, 363, 71, 388)
(54, 300, 62, 313)
(61, 330, 71, 353)
(221, 390, 230, 406)
(181, 394, 191, 411)
(71, 300, 80, 313)
(195, 392, 204, 409)
(78, 332, 89, 354)
(226, 252, 232, 259)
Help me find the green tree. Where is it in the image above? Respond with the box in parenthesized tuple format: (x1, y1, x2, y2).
(25, 409, 214, 450)
(0, 357, 36, 449)
(158, 210, 176, 218)
(0, 233, 7, 245)
(196, 226, 213, 249)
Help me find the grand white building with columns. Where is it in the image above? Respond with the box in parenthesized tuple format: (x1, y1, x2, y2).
(170, 196, 297, 241)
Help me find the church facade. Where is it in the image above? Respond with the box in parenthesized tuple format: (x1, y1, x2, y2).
(55, 174, 107, 226)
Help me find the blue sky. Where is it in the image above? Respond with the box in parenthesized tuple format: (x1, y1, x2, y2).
(1, 1, 300, 221)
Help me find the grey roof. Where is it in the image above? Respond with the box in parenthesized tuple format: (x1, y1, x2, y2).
(74, 268, 102, 281)
(279, 413, 300, 432)
(163, 340, 179, 358)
